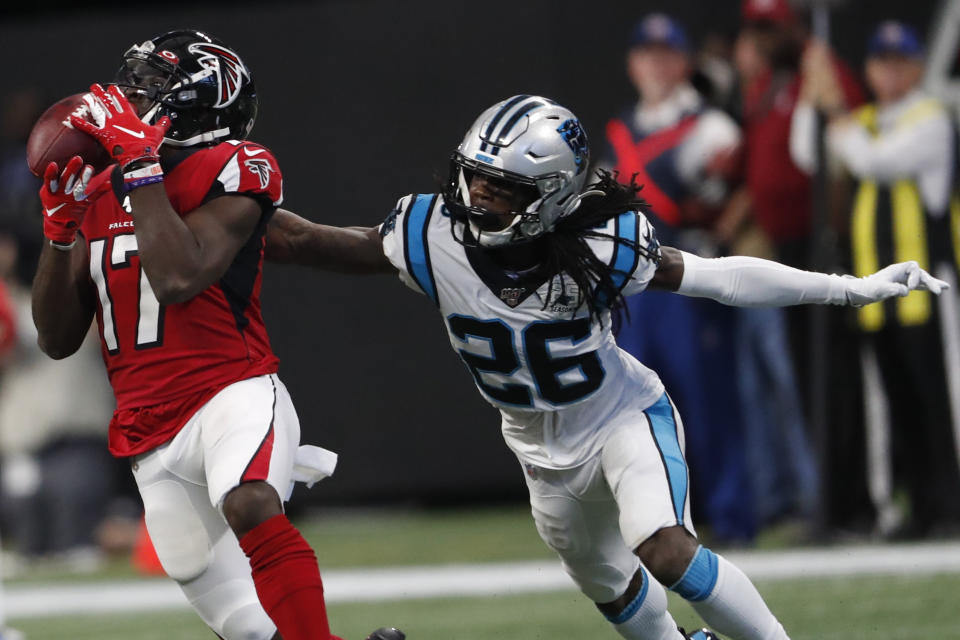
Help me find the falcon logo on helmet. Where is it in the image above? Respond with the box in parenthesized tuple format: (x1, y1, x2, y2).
(187, 43, 250, 109)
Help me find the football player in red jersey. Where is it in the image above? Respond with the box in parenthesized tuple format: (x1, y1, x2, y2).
(30, 30, 390, 640)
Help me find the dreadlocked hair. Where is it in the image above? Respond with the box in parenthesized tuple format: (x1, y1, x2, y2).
(540, 170, 660, 324)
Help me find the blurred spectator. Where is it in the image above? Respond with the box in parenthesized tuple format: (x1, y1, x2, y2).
(691, 29, 740, 115)
(728, 0, 876, 536)
(0, 259, 24, 640)
(0, 259, 119, 564)
(692, 14, 819, 533)
(0, 89, 44, 286)
(732, 0, 863, 268)
(0, 279, 13, 363)
(718, 199, 817, 533)
(791, 20, 960, 538)
(0, 89, 135, 566)
(600, 13, 756, 544)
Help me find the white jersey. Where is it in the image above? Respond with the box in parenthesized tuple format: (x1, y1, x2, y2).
(380, 193, 665, 469)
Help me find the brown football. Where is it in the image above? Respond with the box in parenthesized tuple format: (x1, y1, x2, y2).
(26, 93, 112, 177)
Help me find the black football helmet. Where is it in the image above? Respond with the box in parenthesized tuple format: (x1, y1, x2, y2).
(114, 29, 258, 147)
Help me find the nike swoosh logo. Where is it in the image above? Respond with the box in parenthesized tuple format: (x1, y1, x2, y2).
(113, 125, 146, 138)
(45, 203, 66, 217)
(244, 148, 266, 156)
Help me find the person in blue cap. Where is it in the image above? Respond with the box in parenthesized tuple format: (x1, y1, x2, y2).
(792, 20, 960, 539)
(601, 13, 765, 546)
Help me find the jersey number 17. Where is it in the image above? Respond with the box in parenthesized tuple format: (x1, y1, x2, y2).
(89, 234, 164, 354)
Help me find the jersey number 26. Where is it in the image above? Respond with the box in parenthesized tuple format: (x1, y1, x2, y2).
(447, 315, 604, 406)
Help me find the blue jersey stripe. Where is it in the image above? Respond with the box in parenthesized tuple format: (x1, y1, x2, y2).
(645, 393, 687, 524)
(403, 194, 438, 305)
(595, 210, 639, 308)
(610, 210, 638, 291)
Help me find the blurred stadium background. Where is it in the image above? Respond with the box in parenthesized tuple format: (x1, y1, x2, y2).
(1, 0, 959, 638)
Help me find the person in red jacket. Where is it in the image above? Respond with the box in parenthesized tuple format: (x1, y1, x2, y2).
(730, 0, 871, 533)
(734, 0, 864, 268)
(600, 13, 757, 544)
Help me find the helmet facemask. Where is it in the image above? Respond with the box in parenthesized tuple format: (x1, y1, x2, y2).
(445, 152, 577, 248)
(115, 49, 195, 125)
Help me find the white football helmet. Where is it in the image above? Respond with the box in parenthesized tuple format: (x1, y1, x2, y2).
(444, 95, 591, 247)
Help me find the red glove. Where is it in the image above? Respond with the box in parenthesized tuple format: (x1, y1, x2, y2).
(70, 84, 171, 171)
(39, 155, 108, 247)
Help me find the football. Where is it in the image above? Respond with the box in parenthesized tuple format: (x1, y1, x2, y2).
(26, 93, 112, 177)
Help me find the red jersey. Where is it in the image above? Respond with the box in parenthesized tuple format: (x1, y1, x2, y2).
(81, 140, 282, 457)
(743, 55, 863, 243)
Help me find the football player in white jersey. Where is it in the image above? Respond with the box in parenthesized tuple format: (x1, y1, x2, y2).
(265, 96, 947, 640)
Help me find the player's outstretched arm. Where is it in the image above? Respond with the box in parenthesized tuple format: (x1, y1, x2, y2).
(264, 209, 395, 275)
(649, 246, 948, 306)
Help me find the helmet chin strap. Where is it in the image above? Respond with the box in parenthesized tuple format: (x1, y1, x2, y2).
(561, 189, 604, 217)
(163, 127, 231, 147)
(472, 215, 525, 247)
(458, 169, 472, 208)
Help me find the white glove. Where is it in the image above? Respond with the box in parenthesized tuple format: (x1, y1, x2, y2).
(844, 261, 950, 307)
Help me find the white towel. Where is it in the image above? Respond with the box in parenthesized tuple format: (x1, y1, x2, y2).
(284, 445, 338, 500)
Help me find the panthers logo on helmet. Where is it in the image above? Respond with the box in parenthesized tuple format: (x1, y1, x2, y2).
(556, 119, 589, 175)
(187, 42, 250, 108)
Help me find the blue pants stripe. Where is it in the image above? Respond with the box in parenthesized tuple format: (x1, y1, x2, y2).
(645, 392, 687, 524)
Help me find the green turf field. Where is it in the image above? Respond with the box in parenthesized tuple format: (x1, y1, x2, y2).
(6, 506, 960, 639)
(11, 573, 960, 639)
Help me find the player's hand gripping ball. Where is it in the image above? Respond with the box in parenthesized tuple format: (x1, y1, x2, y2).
(39, 155, 110, 246)
(26, 93, 112, 177)
(69, 83, 171, 171)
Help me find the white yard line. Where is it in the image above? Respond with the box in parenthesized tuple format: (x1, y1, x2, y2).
(6, 541, 960, 619)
